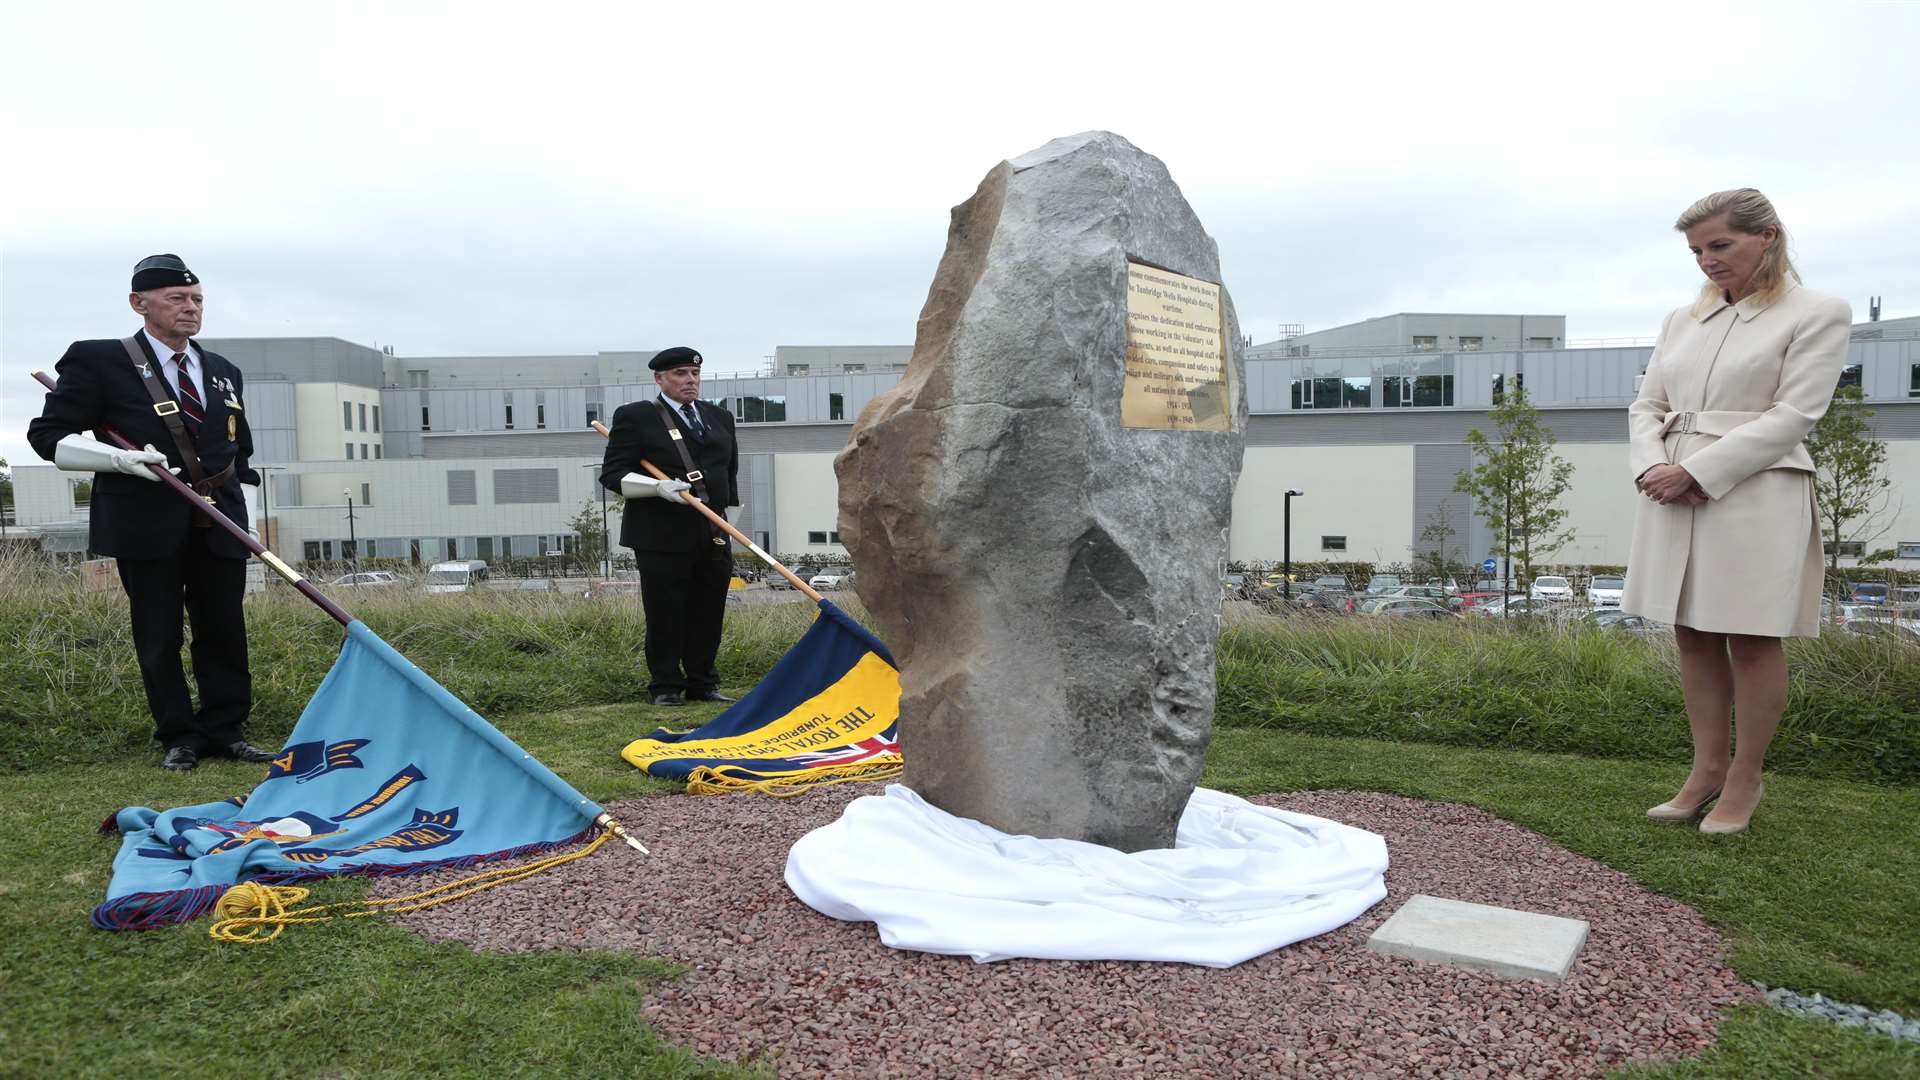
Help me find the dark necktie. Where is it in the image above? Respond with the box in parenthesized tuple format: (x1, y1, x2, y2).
(174, 352, 205, 432)
(680, 402, 705, 439)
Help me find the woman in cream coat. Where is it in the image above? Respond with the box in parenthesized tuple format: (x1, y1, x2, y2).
(1624, 188, 1850, 835)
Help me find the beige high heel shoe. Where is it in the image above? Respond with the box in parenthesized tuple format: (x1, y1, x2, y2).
(1647, 786, 1722, 821)
(1700, 784, 1764, 835)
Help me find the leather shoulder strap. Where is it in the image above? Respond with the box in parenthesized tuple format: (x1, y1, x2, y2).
(650, 398, 725, 544)
(120, 336, 209, 486)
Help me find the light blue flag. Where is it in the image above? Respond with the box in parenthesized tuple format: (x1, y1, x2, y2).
(95, 621, 607, 930)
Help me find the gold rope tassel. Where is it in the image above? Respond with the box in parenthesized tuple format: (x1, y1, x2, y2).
(683, 757, 904, 797)
(209, 828, 616, 944)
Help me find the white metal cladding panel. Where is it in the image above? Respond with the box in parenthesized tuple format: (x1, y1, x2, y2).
(1412, 444, 1475, 559)
(421, 431, 603, 458)
(446, 469, 477, 505)
(1245, 408, 1633, 446)
(493, 468, 560, 504)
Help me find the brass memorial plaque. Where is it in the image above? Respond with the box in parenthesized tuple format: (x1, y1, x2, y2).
(1120, 262, 1231, 431)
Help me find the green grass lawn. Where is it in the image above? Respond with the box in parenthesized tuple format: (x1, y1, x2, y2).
(3, 715, 1915, 1078)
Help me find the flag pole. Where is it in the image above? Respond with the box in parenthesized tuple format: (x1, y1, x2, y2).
(31, 370, 649, 856)
(591, 419, 826, 602)
(31, 369, 353, 627)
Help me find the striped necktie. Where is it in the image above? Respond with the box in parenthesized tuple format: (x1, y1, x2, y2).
(680, 401, 705, 439)
(173, 352, 205, 431)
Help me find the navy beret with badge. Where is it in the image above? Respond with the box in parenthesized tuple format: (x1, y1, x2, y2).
(131, 253, 198, 291)
(648, 346, 703, 372)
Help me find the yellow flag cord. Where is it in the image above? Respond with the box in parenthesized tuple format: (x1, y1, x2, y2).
(209, 828, 616, 944)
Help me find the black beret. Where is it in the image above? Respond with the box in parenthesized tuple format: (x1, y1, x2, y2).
(131, 254, 198, 292)
(649, 346, 703, 372)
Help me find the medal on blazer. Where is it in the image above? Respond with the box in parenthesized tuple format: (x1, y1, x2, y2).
(228, 415, 238, 442)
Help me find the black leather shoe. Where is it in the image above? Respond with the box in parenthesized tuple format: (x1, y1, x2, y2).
(223, 740, 278, 763)
(686, 690, 736, 703)
(651, 691, 687, 706)
(161, 746, 199, 772)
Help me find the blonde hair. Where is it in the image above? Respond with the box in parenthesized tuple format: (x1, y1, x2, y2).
(1675, 188, 1800, 316)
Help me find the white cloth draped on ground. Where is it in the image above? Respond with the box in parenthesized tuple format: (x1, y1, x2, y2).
(785, 784, 1389, 967)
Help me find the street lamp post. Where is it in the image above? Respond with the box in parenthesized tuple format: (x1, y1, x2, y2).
(581, 462, 612, 578)
(343, 489, 358, 571)
(255, 465, 284, 556)
(1282, 489, 1304, 601)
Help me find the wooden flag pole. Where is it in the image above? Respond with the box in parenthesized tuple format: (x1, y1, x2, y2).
(590, 419, 825, 602)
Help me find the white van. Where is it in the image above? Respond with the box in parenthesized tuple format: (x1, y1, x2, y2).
(425, 560, 490, 594)
(1587, 574, 1626, 608)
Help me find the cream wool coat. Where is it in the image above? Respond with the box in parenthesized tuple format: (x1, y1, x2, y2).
(1622, 285, 1851, 637)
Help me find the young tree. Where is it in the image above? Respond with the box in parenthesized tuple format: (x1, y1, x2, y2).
(567, 495, 619, 574)
(1454, 386, 1576, 584)
(1806, 385, 1895, 570)
(1415, 500, 1464, 584)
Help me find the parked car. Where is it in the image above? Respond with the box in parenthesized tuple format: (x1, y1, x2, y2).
(513, 578, 557, 593)
(1845, 619, 1920, 643)
(1850, 582, 1892, 604)
(1529, 575, 1575, 602)
(1380, 602, 1463, 621)
(328, 570, 399, 588)
(1422, 577, 1462, 596)
(1568, 609, 1665, 636)
(809, 571, 847, 591)
(1470, 596, 1555, 618)
(1373, 584, 1461, 610)
(1221, 573, 1250, 598)
(1363, 574, 1402, 595)
(587, 578, 642, 599)
(767, 569, 807, 591)
(1586, 574, 1626, 608)
(1312, 575, 1351, 591)
(1358, 597, 1458, 619)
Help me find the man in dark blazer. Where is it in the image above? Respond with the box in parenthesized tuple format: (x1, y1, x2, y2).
(27, 254, 275, 771)
(599, 346, 740, 706)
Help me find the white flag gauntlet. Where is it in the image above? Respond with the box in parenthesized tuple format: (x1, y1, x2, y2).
(620, 473, 692, 505)
(53, 434, 168, 481)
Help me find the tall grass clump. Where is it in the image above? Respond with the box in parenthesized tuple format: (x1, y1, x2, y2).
(0, 554, 820, 771)
(1217, 608, 1920, 785)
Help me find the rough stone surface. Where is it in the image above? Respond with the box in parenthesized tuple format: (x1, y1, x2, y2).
(384, 789, 1760, 1078)
(1367, 894, 1592, 983)
(834, 131, 1247, 851)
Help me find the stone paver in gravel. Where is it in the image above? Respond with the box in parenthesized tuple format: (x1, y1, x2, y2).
(381, 788, 1758, 1078)
(1367, 894, 1591, 984)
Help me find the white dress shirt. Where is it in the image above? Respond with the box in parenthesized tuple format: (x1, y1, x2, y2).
(659, 395, 705, 434)
(144, 329, 204, 404)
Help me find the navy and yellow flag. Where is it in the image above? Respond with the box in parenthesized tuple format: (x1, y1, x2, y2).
(622, 600, 902, 794)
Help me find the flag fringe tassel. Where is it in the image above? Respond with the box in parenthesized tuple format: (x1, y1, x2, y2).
(206, 828, 617, 944)
(90, 823, 604, 931)
(681, 757, 904, 797)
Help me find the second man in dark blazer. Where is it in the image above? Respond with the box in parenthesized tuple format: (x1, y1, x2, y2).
(599, 347, 740, 706)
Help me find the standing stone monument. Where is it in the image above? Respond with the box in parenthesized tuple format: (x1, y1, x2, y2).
(835, 131, 1247, 852)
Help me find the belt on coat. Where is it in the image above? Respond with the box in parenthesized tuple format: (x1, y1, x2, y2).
(1657, 409, 1766, 438)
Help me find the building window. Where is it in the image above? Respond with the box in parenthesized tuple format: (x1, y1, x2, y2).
(361, 483, 372, 506)
(1493, 372, 1524, 404)
(1387, 372, 1456, 408)
(1838, 364, 1863, 391)
(829, 530, 842, 543)
(304, 541, 321, 562)
(492, 468, 561, 504)
(360, 443, 369, 459)
(740, 395, 789, 423)
(421, 406, 431, 431)
(1412, 336, 1437, 352)
(321, 540, 334, 560)
(358, 403, 368, 431)
(1341, 377, 1371, 408)
(842, 363, 864, 374)
(372, 405, 381, 432)
(787, 363, 810, 375)
(829, 392, 845, 421)
(585, 407, 599, 425)
(535, 404, 546, 429)
(1897, 541, 1920, 560)
(345, 443, 354, 460)
(363, 540, 376, 558)
(808, 530, 828, 544)
(477, 537, 494, 561)
(1322, 535, 1347, 552)
(1527, 337, 1556, 350)
(504, 404, 514, 430)
(408, 370, 428, 388)
(373, 445, 383, 460)
(343, 402, 353, 430)
(446, 538, 459, 560)
(1459, 336, 1483, 352)
(447, 469, 478, 506)
(70, 478, 92, 509)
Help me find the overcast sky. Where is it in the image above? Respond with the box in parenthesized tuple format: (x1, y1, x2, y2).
(4, 2, 1917, 468)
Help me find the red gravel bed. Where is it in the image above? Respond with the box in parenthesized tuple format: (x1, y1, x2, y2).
(382, 788, 1757, 1078)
